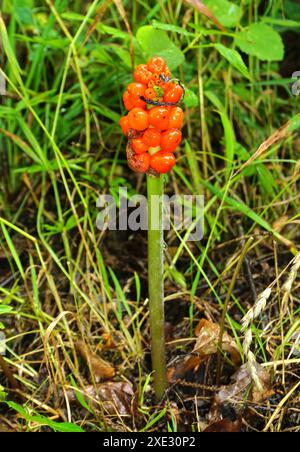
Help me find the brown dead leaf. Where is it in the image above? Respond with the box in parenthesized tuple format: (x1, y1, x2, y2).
(83, 0, 112, 44)
(167, 354, 204, 382)
(208, 363, 273, 426)
(194, 319, 240, 365)
(67, 381, 134, 416)
(113, 0, 135, 72)
(215, 363, 273, 407)
(101, 332, 119, 349)
(251, 366, 273, 404)
(184, 0, 225, 32)
(76, 341, 116, 382)
(167, 319, 240, 381)
(96, 381, 134, 416)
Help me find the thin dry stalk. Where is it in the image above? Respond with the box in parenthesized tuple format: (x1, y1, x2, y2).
(241, 252, 300, 391)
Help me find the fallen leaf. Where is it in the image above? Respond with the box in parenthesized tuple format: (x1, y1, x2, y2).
(67, 381, 134, 416)
(194, 319, 240, 365)
(167, 354, 204, 381)
(207, 363, 273, 427)
(96, 381, 134, 416)
(76, 341, 116, 382)
(214, 362, 273, 408)
(167, 319, 240, 381)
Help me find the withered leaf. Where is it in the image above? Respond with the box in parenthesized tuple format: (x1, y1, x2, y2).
(194, 319, 240, 365)
(167, 354, 204, 382)
(184, 0, 225, 31)
(76, 341, 116, 382)
(167, 319, 240, 381)
(96, 381, 134, 416)
(67, 381, 134, 416)
(215, 362, 273, 407)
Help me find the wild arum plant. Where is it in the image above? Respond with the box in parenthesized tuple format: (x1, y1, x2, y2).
(0, 0, 299, 432)
(119, 56, 185, 401)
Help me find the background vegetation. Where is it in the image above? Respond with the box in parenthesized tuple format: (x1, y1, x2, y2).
(0, 0, 299, 432)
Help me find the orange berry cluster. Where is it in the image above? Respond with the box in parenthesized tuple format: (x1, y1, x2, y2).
(119, 56, 184, 175)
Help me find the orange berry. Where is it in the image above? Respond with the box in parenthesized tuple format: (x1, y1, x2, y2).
(127, 82, 146, 97)
(148, 106, 170, 131)
(119, 115, 130, 135)
(164, 82, 175, 93)
(131, 138, 149, 154)
(151, 73, 160, 82)
(160, 128, 182, 152)
(134, 64, 152, 85)
(144, 88, 157, 100)
(131, 95, 146, 109)
(157, 80, 167, 90)
(168, 107, 184, 129)
(142, 128, 161, 147)
(126, 83, 147, 108)
(147, 56, 166, 73)
(123, 91, 134, 110)
(128, 108, 149, 131)
(150, 152, 176, 174)
(164, 84, 184, 103)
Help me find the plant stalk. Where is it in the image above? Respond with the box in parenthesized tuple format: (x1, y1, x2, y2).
(147, 174, 167, 402)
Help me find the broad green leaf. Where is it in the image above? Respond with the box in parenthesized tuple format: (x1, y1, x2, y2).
(205, 0, 242, 28)
(214, 43, 250, 79)
(136, 26, 185, 69)
(235, 23, 284, 61)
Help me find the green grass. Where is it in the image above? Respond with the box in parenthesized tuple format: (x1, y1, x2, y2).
(0, 0, 299, 432)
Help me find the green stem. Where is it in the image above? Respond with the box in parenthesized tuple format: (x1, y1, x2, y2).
(147, 174, 167, 402)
